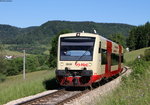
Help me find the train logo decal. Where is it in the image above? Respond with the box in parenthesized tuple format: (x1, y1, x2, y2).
(75, 63, 88, 67)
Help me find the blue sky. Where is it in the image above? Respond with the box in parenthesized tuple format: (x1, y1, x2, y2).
(0, 0, 149, 27)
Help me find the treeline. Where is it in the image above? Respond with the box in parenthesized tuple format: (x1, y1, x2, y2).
(0, 21, 134, 44)
(7, 44, 47, 55)
(107, 22, 150, 50)
(108, 33, 126, 48)
(0, 45, 49, 82)
(5, 55, 49, 76)
(127, 22, 150, 50)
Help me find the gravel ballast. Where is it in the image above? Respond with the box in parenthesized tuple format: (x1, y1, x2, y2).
(4, 90, 58, 105)
(65, 67, 131, 105)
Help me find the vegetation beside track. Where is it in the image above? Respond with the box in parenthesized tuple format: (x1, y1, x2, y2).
(95, 48, 150, 105)
(0, 69, 57, 105)
(124, 47, 150, 63)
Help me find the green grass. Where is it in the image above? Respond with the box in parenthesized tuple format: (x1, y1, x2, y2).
(4, 50, 26, 56)
(0, 69, 56, 105)
(41, 44, 51, 55)
(4, 44, 51, 55)
(95, 47, 150, 105)
(43, 50, 50, 55)
(95, 60, 150, 105)
(124, 47, 150, 63)
(3, 44, 26, 56)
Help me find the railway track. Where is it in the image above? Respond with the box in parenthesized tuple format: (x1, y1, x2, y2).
(17, 66, 129, 105)
(17, 88, 89, 105)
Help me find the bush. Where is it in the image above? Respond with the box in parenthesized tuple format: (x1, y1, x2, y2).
(5, 55, 49, 76)
(36, 55, 48, 66)
(131, 58, 149, 78)
(6, 58, 23, 76)
(0, 73, 6, 82)
(26, 56, 40, 72)
(144, 49, 150, 61)
(36, 65, 49, 71)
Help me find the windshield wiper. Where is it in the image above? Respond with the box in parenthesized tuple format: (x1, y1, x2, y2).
(75, 47, 93, 64)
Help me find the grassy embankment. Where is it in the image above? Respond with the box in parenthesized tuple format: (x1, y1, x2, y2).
(124, 47, 150, 63)
(95, 47, 150, 105)
(0, 69, 57, 105)
(4, 44, 50, 55)
(3, 44, 27, 56)
(4, 50, 26, 56)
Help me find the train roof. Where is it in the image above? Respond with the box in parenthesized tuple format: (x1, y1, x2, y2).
(59, 32, 121, 46)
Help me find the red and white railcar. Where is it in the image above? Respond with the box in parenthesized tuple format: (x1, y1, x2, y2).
(56, 32, 123, 86)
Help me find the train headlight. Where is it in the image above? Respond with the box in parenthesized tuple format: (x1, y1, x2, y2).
(60, 62, 64, 66)
(89, 63, 92, 66)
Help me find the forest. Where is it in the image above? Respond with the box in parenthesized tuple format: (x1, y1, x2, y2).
(0, 21, 134, 44)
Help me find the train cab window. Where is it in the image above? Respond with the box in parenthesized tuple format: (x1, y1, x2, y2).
(101, 49, 107, 64)
(111, 53, 119, 65)
(64, 50, 91, 56)
(60, 37, 95, 61)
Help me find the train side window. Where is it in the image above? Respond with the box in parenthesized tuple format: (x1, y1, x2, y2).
(121, 54, 124, 63)
(101, 49, 107, 64)
(98, 42, 101, 53)
(111, 53, 119, 65)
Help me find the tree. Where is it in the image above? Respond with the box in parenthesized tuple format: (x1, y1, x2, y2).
(0, 44, 6, 81)
(108, 33, 126, 47)
(144, 49, 150, 61)
(26, 56, 40, 72)
(48, 30, 72, 68)
(127, 28, 137, 50)
(127, 22, 150, 50)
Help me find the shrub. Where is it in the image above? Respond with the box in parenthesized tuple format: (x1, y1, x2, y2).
(6, 58, 23, 76)
(36, 65, 49, 71)
(4, 54, 50, 76)
(0, 73, 6, 82)
(144, 49, 150, 61)
(131, 58, 149, 78)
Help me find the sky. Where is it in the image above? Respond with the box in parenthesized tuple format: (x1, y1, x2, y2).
(0, 0, 150, 28)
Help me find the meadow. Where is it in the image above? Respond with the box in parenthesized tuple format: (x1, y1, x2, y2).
(124, 47, 150, 62)
(95, 47, 150, 105)
(4, 50, 25, 56)
(0, 69, 57, 105)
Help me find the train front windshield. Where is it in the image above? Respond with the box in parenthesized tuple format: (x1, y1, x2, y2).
(60, 37, 95, 61)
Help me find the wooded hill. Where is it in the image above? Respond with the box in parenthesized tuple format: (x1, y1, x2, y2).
(0, 21, 134, 44)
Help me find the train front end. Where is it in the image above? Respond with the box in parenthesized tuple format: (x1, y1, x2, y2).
(56, 33, 98, 87)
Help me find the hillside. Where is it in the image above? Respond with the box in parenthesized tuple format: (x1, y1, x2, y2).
(0, 24, 37, 44)
(0, 21, 135, 44)
(124, 47, 150, 62)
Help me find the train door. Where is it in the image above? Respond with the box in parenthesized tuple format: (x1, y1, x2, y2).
(118, 45, 122, 71)
(107, 52, 111, 72)
(101, 49, 107, 74)
(106, 41, 112, 77)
